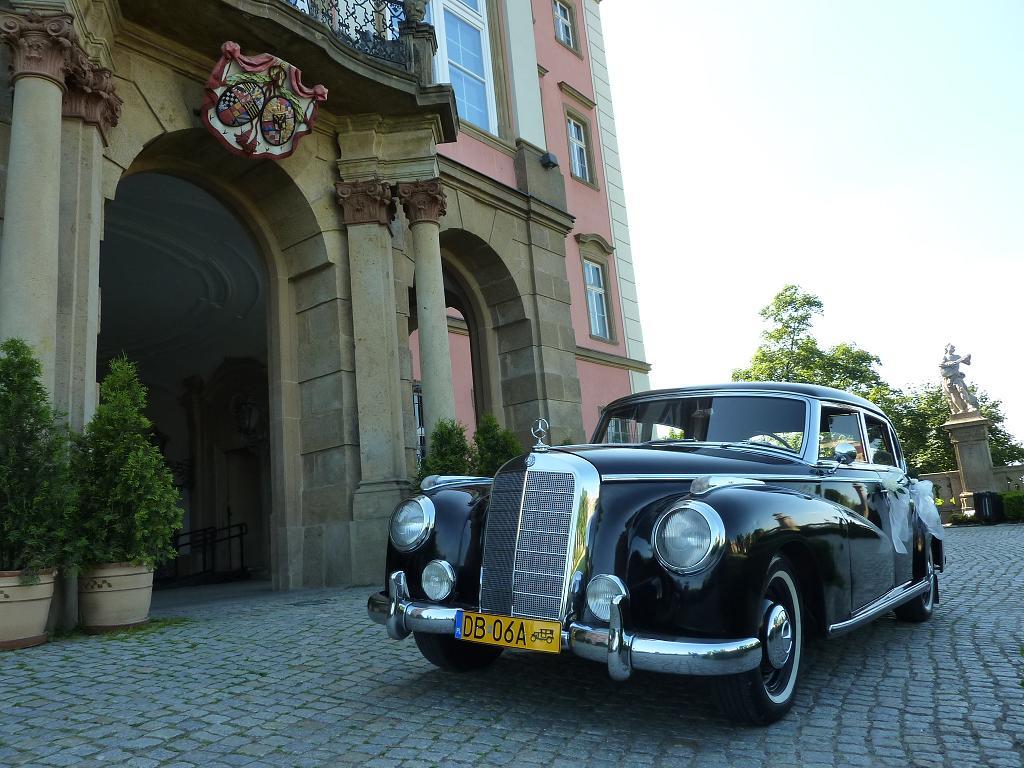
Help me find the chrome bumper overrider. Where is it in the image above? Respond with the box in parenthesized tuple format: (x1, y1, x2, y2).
(367, 571, 762, 679)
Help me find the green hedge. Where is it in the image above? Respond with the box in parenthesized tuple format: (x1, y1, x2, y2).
(1003, 491, 1024, 522)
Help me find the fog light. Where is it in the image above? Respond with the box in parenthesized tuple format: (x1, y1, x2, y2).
(586, 574, 627, 622)
(422, 559, 455, 601)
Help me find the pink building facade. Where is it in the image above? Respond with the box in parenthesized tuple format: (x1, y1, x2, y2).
(413, 0, 649, 443)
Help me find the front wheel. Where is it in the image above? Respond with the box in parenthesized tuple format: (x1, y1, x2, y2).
(413, 632, 503, 672)
(712, 555, 804, 725)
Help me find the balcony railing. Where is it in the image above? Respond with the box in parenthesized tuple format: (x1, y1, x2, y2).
(283, 0, 408, 67)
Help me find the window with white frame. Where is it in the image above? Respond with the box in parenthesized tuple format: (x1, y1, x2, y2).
(553, 1, 576, 50)
(428, 0, 497, 132)
(567, 115, 591, 183)
(583, 259, 611, 340)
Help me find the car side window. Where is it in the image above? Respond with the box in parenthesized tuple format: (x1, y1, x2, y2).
(818, 407, 866, 462)
(865, 415, 898, 466)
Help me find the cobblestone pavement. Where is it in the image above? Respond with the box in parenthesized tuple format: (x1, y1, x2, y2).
(1, 525, 1022, 768)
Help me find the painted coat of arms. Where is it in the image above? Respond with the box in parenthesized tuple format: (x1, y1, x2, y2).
(202, 41, 328, 159)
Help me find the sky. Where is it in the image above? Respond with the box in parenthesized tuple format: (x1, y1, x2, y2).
(600, 2, 1024, 443)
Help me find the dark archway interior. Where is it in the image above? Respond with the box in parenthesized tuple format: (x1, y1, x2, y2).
(99, 173, 272, 582)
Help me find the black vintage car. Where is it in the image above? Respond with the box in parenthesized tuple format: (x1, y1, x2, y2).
(368, 383, 945, 724)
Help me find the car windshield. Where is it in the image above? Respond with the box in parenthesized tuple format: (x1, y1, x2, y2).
(596, 395, 807, 453)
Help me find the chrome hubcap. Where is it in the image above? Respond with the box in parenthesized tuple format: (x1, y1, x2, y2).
(765, 604, 793, 669)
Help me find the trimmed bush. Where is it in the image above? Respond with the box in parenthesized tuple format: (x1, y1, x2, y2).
(73, 357, 182, 567)
(1003, 491, 1024, 522)
(418, 419, 473, 485)
(473, 414, 523, 477)
(0, 339, 75, 576)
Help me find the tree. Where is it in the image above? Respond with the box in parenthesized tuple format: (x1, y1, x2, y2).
(733, 284, 887, 396)
(417, 419, 474, 486)
(73, 357, 182, 567)
(734, 285, 1024, 475)
(881, 385, 1024, 475)
(0, 339, 76, 575)
(472, 414, 523, 477)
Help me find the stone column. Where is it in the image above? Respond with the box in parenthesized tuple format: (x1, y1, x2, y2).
(57, 63, 122, 430)
(943, 414, 998, 513)
(397, 179, 455, 441)
(0, 10, 78, 392)
(335, 180, 408, 583)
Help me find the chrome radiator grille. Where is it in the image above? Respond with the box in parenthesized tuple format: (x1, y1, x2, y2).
(479, 467, 576, 621)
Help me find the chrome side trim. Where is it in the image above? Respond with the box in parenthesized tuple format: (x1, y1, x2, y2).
(601, 473, 864, 483)
(826, 577, 931, 638)
(420, 475, 493, 491)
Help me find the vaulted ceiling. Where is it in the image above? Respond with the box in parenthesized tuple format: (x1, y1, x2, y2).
(99, 173, 267, 392)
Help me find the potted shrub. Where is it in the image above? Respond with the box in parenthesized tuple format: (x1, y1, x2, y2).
(0, 339, 75, 650)
(472, 414, 523, 477)
(416, 418, 473, 488)
(73, 357, 182, 632)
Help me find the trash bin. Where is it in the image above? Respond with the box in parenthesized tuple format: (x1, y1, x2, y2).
(972, 491, 1004, 524)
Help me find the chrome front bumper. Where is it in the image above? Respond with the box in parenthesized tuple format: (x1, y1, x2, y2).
(367, 571, 762, 679)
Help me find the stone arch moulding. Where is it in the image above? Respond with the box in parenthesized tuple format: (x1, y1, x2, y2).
(103, 124, 345, 590)
(436, 226, 537, 437)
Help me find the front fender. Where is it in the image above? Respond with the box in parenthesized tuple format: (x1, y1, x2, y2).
(586, 483, 849, 639)
(383, 483, 490, 604)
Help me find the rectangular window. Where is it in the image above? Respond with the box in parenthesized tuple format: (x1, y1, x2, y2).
(567, 116, 591, 183)
(818, 408, 866, 462)
(429, 1, 497, 132)
(583, 259, 610, 339)
(553, 1, 575, 49)
(865, 415, 898, 466)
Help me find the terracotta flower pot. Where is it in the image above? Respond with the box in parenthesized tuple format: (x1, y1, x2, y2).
(0, 570, 56, 651)
(78, 563, 154, 633)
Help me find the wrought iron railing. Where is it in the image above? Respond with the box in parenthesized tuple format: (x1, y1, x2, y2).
(283, 0, 408, 66)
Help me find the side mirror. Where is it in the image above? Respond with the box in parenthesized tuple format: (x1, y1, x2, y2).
(833, 443, 858, 466)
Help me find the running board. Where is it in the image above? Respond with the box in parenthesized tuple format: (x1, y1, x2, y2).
(827, 578, 930, 638)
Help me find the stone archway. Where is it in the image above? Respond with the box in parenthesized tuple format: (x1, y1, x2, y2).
(100, 171, 273, 579)
(437, 228, 532, 440)
(91, 125, 349, 589)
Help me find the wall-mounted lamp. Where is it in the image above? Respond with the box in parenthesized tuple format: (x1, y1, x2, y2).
(540, 152, 560, 169)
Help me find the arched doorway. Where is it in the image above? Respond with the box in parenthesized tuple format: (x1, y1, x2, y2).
(99, 172, 272, 582)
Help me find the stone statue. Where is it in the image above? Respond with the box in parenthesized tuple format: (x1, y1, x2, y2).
(940, 344, 981, 415)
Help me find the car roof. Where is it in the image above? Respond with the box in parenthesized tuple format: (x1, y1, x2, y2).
(602, 382, 887, 417)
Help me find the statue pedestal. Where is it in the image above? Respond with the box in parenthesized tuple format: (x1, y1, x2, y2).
(943, 413, 997, 513)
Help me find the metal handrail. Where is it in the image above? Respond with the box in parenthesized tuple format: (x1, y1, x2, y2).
(282, 0, 409, 66)
(157, 523, 250, 584)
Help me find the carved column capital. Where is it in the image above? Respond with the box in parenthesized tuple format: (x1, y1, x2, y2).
(63, 57, 123, 144)
(396, 179, 447, 225)
(335, 180, 396, 226)
(0, 10, 77, 89)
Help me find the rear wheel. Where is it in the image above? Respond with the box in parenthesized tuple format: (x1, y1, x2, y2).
(712, 555, 803, 725)
(413, 632, 503, 672)
(895, 538, 935, 623)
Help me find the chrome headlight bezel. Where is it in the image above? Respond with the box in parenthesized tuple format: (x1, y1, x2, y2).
(421, 559, 456, 601)
(652, 500, 726, 575)
(586, 574, 628, 622)
(389, 495, 436, 552)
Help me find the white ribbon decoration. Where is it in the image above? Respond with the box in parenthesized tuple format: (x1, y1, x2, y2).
(880, 473, 944, 554)
(910, 479, 945, 541)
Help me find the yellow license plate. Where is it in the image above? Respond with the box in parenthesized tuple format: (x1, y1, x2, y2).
(455, 610, 561, 654)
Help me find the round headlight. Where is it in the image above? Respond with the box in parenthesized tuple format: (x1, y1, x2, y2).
(586, 574, 627, 622)
(422, 560, 455, 601)
(653, 501, 725, 574)
(389, 497, 435, 551)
